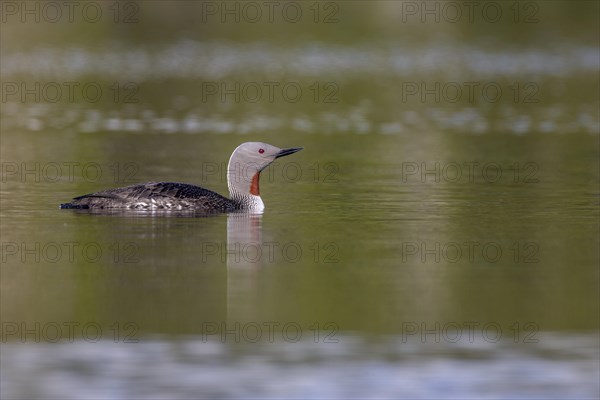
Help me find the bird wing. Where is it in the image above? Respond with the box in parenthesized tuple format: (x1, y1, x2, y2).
(67, 182, 239, 211)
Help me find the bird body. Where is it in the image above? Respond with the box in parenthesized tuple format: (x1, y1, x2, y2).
(60, 142, 302, 212)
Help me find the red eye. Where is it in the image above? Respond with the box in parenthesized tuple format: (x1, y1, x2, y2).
(258, 149, 265, 154)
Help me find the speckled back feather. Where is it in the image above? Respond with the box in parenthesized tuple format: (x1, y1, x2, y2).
(61, 182, 242, 211)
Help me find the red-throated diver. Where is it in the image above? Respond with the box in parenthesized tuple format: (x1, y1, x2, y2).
(60, 142, 302, 212)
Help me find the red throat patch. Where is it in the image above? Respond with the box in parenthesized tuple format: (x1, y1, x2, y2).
(250, 172, 260, 196)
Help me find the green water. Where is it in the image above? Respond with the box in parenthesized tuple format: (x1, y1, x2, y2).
(2, 131, 598, 335)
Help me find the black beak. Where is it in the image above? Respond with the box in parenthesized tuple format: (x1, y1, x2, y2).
(275, 147, 303, 158)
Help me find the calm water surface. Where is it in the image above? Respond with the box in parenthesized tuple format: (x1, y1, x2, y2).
(2, 131, 598, 398)
(1, 2, 599, 398)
